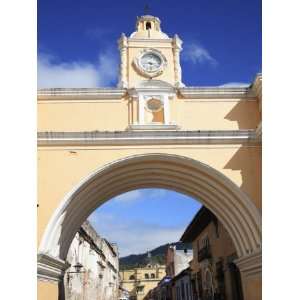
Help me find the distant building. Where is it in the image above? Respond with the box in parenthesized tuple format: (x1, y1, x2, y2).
(172, 267, 193, 300)
(144, 276, 173, 300)
(164, 244, 193, 300)
(181, 207, 244, 300)
(63, 221, 119, 300)
(166, 245, 193, 278)
(120, 263, 166, 300)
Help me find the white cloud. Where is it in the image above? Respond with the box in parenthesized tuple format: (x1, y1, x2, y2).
(219, 82, 250, 87)
(37, 50, 118, 88)
(182, 42, 217, 66)
(110, 189, 168, 205)
(113, 190, 143, 204)
(88, 212, 184, 257)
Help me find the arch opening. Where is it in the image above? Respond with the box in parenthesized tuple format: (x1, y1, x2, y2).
(38, 153, 261, 265)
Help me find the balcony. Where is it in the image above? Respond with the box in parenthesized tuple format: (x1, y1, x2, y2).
(197, 246, 211, 262)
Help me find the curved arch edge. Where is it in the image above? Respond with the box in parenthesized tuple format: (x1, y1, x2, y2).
(38, 153, 262, 262)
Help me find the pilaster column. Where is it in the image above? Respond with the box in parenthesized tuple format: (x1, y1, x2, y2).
(138, 95, 145, 125)
(37, 252, 70, 282)
(235, 250, 262, 300)
(173, 34, 183, 87)
(162, 94, 170, 125)
(37, 253, 70, 300)
(117, 33, 128, 88)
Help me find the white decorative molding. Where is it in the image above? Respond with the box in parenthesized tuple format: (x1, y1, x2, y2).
(235, 250, 262, 278)
(37, 130, 261, 146)
(173, 34, 185, 87)
(250, 73, 262, 100)
(118, 33, 128, 88)
(178, 87, 256, 99)
(127, 38, 173, 43)
(128, 124, 179, 131)
(37, 88, 126, 101)
(37, 252, 70, 282)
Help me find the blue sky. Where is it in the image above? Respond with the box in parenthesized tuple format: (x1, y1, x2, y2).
(88, 189, 201, 257)
(38, 0, 261, 88)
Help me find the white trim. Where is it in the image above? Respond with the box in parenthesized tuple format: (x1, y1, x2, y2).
(162, 94, 170, 124)
(127, 124, 179, 131)
(179, 87, 255, 99)
(138, 94, 145, 125)
(36, 86, 259, 101)
(38, 100, 122, 104)
(127, 38, 173, 43)
(37, 88, 126, 100)
(37, 253, 69, 282)
(37, 130, 260, 146)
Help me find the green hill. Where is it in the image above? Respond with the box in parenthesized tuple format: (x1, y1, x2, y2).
(119, 242, 192, 270)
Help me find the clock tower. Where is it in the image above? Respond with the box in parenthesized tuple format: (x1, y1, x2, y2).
(118, 15, 184, 88)
(118, 15, 184, 128)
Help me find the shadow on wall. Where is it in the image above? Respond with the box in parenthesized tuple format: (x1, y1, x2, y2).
(59, 279, 66, 300)
(224, 146, 262, 209)
(225, 101, 260, 129)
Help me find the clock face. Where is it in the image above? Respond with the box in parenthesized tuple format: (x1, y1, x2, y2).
(134, 49, 167, 78)
(140, 53, 162, 72)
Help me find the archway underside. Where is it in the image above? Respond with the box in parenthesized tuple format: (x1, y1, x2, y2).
(39, 153, 261, 266)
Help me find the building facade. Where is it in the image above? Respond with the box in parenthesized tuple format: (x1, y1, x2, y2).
(166, 245, 193, 278)
(63, 221, 119, 300)
(37, 14, 262, 300)
(120, 264, 166, 300)
(173, 268, 193, 300)
(181, 207, 243, 300)
(164, 245, 193, 300)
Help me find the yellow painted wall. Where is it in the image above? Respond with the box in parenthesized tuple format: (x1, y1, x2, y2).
(38, 96, 260, 131)
(37, 281, 58, 300)
(173, 97, 260, 130)
(120, 266, 166, 300)
(38, 99, 129, 131)
(37, 145, 261, 246)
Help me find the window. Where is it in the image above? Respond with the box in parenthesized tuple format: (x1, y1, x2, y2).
(129, 275, 135, 280)
(177, 287, 180, 300)
(146, 22, 152, 30)
(137, 286, 145, 294)
(181, 281, 185, 299)
(145, 273, 149, 279)
(145, 98, 164, 124)
(202, 236, 209, 248)
(151, 273, 155, 279)
(186, 283, 189, 300)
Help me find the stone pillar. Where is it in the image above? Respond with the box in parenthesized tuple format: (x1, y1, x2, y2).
(138, 95, 145, 125)
(162, 94, 170, 125)
(235, 251, 262, 300)
(173, 34, 184, 87)
(118, 33, 128, 88)
(37, 253, 70, 300)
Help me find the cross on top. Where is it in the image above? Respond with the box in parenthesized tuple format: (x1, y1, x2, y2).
(144, 4, 150, 15)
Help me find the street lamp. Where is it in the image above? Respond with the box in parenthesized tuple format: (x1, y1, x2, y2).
(66, 262, 85, 282)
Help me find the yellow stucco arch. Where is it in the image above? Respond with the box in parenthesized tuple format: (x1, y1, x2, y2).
(38, 153, 261, 284)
